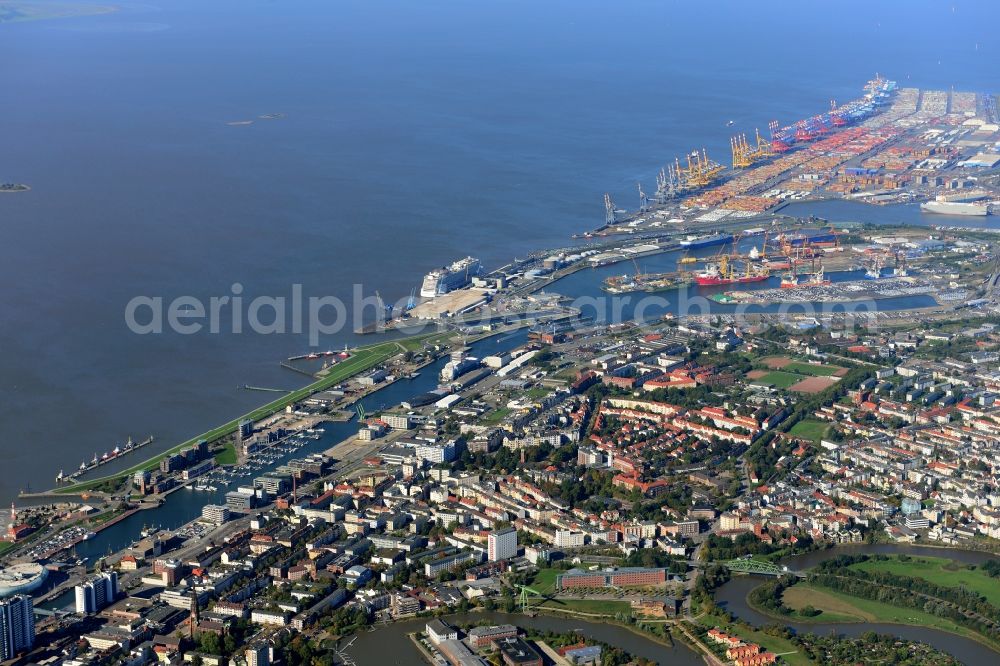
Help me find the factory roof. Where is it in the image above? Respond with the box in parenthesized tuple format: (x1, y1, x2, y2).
(963, 153, 1000, 168)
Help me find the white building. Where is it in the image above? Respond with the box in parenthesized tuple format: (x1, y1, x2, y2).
(554, 530, 586, 548)
(414, 441, 456, 464)
(487, 527, 517, 562)
(201, 504, 231, 525)
(425, 619, 458, 645)
(75, 572, 119, 614)
(250, 609, 288, 626)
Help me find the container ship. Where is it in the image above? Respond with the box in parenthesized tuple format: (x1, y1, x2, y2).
(419, 256, 481, 298)
(694, 255, 770, 286)
(679, 233, 733, 250)
(919, 201, 991, 217)
(778, 227, 839, 248)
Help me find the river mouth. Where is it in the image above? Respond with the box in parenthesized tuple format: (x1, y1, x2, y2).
(713, 544, 1000, 665)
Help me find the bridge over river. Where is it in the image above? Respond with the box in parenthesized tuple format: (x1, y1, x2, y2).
(706, 557, 805, 577)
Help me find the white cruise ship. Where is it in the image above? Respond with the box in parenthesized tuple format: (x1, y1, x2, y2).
(419, 256, 481, 298)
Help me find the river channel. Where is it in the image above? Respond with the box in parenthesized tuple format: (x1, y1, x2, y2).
(342, 545, 1000, 665)
(714, 543, 1000, 665)
(343, 611, 702, 666)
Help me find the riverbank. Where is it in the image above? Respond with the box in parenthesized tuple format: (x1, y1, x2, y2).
(44, 333, 448, 497)
(530, 605, 677, 649)
(744, 577, 1000, 654)
(407, 632, 436, 665)
(715, 544, 1000, 663)
(343, 611, 704, 666)
(688, 611, 812, 666)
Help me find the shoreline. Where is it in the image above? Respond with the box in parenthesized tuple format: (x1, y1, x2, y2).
(731, 545, 1000, 655)
(407, 632, 436, 665)
(41, 336, 437, 496)
(24, 205, 979, 500)
(33, 321, 532, 499)
(532, 605, 673, 642)
(0, 3, 118, 26)
(742, 581, 1000, 654)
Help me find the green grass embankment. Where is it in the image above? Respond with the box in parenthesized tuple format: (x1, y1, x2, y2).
(56, 337, 428, 495)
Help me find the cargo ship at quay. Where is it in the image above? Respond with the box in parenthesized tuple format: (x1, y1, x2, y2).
(679, 233, 733, 250)
(780, 264, 831, 289)
(602, 271, 688, 294)
(780, 227, 839, 247)
(693, 254, 770, 286)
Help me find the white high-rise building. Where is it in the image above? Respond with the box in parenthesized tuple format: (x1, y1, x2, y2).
(75, 571, 119, 614)
(246, 643, 271, 666)
(487, 527, 517, 562)
(0, 595, 35, 660)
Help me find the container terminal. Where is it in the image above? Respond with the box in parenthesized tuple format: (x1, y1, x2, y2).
(377, 76, 1000, 328)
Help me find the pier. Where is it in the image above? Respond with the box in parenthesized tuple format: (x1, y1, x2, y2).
(279, 361, 317, 378)
(241, 385, 290, 393)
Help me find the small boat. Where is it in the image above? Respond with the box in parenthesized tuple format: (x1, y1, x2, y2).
(726, 120, 735, 126)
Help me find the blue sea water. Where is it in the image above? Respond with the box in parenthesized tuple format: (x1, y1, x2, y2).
(1, 0, 999, 502)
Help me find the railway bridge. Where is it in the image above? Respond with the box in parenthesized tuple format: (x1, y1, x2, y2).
(705, 557, 805, 578)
